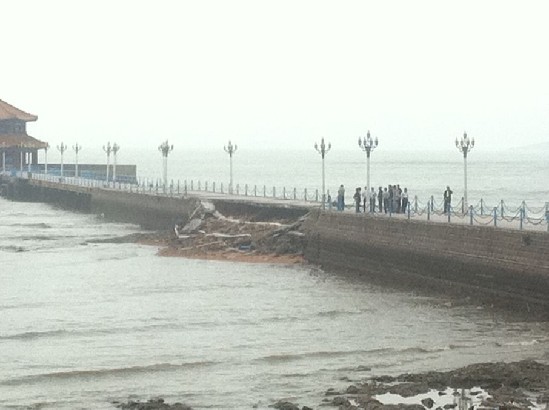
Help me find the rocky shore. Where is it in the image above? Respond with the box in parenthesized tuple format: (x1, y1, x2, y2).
(111, 360, 549, 409)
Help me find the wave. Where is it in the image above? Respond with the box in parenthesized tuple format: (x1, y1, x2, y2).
(316, 309, 366, 318)
(5, 222, 52, 229)
(0, 245, 26, 252)
(495, 338, 547, 347)
(0, 329, 69, 341)
(0, 361, 219, 386)
(256, 348, 394, 363)
(256, 344, 471, 364)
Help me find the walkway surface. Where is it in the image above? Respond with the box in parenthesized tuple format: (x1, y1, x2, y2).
(6, 171, 548, 233)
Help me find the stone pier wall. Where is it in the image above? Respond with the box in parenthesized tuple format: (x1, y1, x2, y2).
(303, 210, 549, 315)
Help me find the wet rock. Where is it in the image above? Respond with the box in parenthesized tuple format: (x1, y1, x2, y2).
(421, 397, 435, 408)
(269, 401, 300, 410)
(387, 383, 430, 397)
(331, 396, 349, 406)
(115, 398, 192, 409)
(302, 407, 314, 410)
(355, 396, 385, 410)
(346, 385, 359, 394)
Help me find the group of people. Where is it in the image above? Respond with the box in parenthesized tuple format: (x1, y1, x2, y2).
(335, 184, 410, 214)
(333, 184, 455, 215)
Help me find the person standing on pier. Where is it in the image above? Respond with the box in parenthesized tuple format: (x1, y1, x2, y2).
(353, 187, 362, 213)
(444, 186, 453, 214)
(378, 187, 383, 213)
(337, 184, 345, 211)
(401, 187, 409, 213)
(370, 187, 377, 213)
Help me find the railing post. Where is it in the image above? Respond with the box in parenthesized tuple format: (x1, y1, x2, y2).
(315, 189, 319, 202)
(461, 196, 465, 214)
(236, 184, 240, 195)
(407, 202, 411, 220)
(447, 206, 451, 223)
(480, 198, 484, 216)
(184, 180, 188, 195)
(198, 180, 201, 191)
(221, 182, 224, 194)
(191, 180, 194, 191)
(414, 195, 418, 214)
(427, 202, 431, 221)
(469, 205, 474, 225)
(263, 185, 266, 197)
(327, 194, 332, 211)
(283, 187, 286, 199)
(213, 182, 216, 193)
(245, 184, 248, 196)
(273, 186, 276, 198)
(205, 181, 208, 192)
(430, 195, 434, 212)
(520, 203, 524, 230)
(177, 180, 180, 195)
(254, 185, 257, 196)
(293, 187, 297, 200)
(494, 207, 497, 227)
(304, 188, 308, 202)
(500, 199, 504, 218)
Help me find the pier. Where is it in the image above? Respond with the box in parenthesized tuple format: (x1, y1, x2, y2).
(2, 172, 549, 317)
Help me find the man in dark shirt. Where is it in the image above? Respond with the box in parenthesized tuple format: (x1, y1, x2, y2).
(444, 186, 453, 214)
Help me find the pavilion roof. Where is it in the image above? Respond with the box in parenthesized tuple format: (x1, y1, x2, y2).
(0, 134, 48, 149)
(0, 99, 38, 121)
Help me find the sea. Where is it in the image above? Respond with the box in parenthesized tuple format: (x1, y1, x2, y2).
(1, 148, 549, 409)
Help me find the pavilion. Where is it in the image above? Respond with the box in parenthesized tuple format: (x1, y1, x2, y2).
(0, 99, 48, 172)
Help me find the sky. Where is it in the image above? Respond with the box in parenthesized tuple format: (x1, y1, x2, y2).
(2, 0, 549, 152)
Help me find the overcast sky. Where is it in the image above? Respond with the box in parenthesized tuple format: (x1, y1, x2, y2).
(2, 0, 548, 152)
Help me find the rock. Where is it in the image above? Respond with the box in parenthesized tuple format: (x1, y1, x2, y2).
(443, 404, 456, 409)
(115, 398, 192, 409)
(387, 382, 430, 397)
(346, 385, 359, 394)
(421, 397, 435, 408)
(270, 401, 300, 410)
(302, 407, 314, 410)
(331, 396, 349, 406)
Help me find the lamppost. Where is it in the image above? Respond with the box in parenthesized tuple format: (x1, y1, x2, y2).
(158, 140, 173, 193)
(224, 140, 237, 194)
(455, 131, 475, 211)
(57, 142, 67, 177)
(103, 142, 112, 184)
(112, 143, 120, 183)
(44, 143, 49, 174)
(73, 143, 82, 177)
(358, 130, 379, 212)
(314, 137, 331, 209)
(1, 142, 6, 173)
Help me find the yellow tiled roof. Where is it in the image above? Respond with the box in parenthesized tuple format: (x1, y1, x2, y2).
(0, 99, 38, 121)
